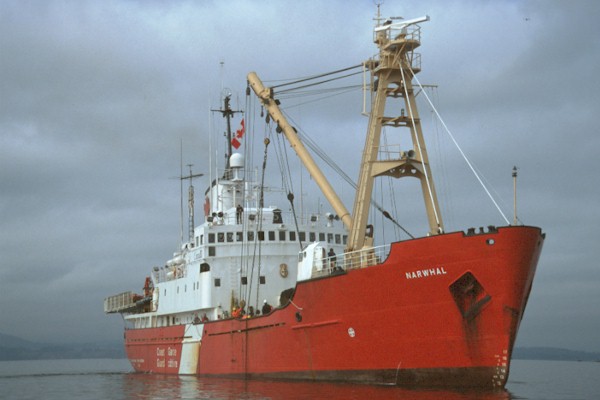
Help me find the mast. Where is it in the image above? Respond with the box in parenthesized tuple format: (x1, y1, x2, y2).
(347, 16, 444, 252)
(212, 94, 242, 176)
(246, 15, 444, 253)
(247, 73, 353, 231)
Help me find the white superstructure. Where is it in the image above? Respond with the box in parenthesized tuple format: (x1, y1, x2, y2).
(106, 153, 347, 332)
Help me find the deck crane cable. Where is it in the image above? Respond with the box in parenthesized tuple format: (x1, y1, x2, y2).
(262, 67, 415, 237)
(242, 121, 270, 312)
(276, 71, 364, 95)
(240, 92, 260, 310)
(248, 137, 271, 311)
(270, 64, 363, 90)
(269, 118, 304, 251)
(277, 87, 361, 110)
(242, 93, 261, 306)
(282, 111, 414, 239)
(277, 85, 362, 99)
(275, 120, 296, 197)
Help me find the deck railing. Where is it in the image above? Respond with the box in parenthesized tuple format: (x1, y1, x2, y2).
(152, 264, 188, 284)
(313, 244, 391, 278)
(104, 291, 135, 313)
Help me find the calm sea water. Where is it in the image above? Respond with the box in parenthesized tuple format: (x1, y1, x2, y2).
(0, 358, 597, 400)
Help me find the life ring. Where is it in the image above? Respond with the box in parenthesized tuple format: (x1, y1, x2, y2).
(279, 263, 288, 278)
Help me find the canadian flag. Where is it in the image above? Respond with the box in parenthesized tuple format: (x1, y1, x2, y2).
(204, 196, 210, 216)
(231, 118, 245, 149)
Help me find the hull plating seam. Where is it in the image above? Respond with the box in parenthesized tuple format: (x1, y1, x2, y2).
(207, 322, 286, 336)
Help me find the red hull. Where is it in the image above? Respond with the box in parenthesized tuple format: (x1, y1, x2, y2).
(125, 226, 544, 389)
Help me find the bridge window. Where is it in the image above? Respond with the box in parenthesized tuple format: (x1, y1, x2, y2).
(289, 231, 296, 241)
(208, 246, 216, 256)
(309, 232, 316, 242)
(218, 233, 224, 243)
(208, 233, 215, 243)
(226, 232, 234, 242)
(236, 232, 243, 241)
(319, 233, 325, 241)
(268, 231, 275, 241)
(214, 278, 221, 287)
(200, 263, 210, 273)
(279, 231, 286, 241)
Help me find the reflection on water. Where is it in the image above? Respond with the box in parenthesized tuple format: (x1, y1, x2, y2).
(121, 373, 514, 400)
(3, 359, 596, 400)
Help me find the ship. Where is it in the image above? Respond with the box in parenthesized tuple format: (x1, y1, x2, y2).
(104, 11, 544, 389)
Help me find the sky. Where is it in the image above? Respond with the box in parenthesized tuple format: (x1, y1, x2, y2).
(1, 0, 599, 353)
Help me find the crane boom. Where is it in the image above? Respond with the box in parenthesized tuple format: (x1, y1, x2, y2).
(247, 72, 353, 232)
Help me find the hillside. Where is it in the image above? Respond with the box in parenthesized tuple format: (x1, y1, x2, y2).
(0, 332, 125, 361)
(1, 332, 599, 362)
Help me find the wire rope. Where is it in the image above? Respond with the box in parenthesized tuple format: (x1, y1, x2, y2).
(408, 69, 511, 225)
(399, 63, 443, 232)
(270, 64, 363, 90)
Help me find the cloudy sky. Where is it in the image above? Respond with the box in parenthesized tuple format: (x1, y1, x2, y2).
(1, 0, 599, 353)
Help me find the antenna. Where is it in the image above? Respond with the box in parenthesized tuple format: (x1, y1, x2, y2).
(512, 166, 518, 225)
(180, 139, 184, 245)
(181, 164, 204, 243)
(374, 15, 429, 32)
(373, 1, 384, 26)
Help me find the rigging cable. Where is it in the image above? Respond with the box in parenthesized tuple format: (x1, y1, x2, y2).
(429, 86, 454, 229)
(240, 92, 255, 310)
(250, 137, 271, 310)
(282, 110, 414, 239)
(399, 63, 443, 233)
(270, 64, 363, 90)
(276, 71, 364, 95)
(408, 69, 511, 225)
(242, 94, 255, 306)
(276, 84, 362, 99)
(381, 128, 402, 241)
(278, 87, 360, 110)
(257, 66, 415, 238)
(270, 119, 304, 250)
